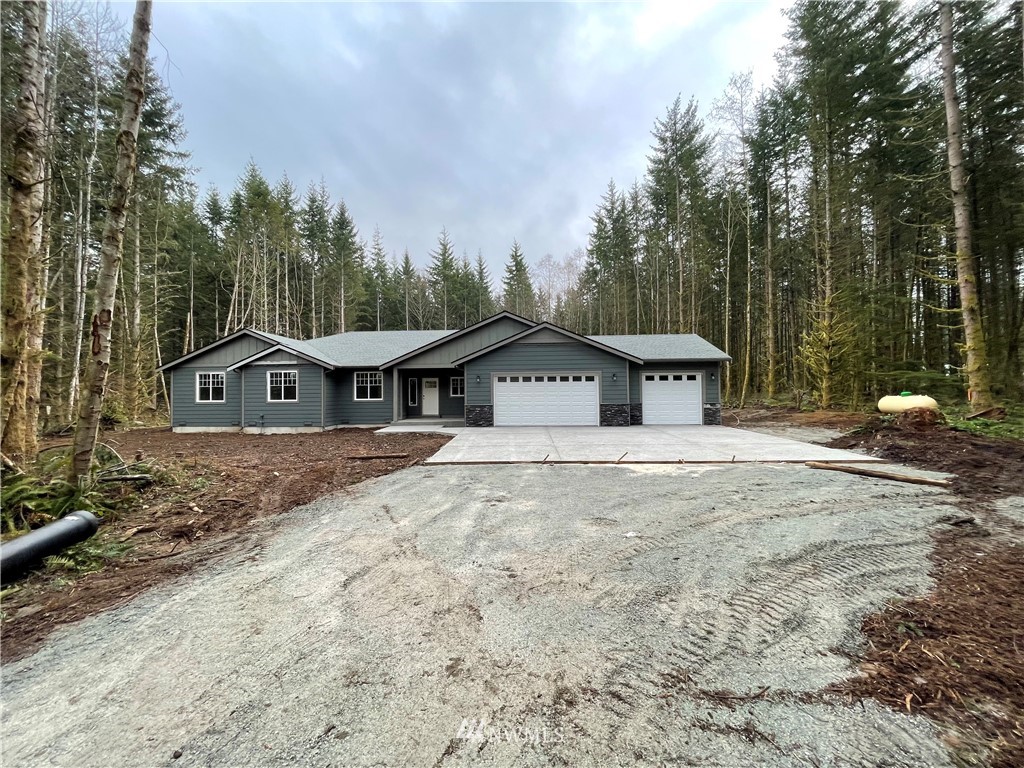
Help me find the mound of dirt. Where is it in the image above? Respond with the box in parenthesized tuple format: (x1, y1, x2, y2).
(827, 420, 1024, 503)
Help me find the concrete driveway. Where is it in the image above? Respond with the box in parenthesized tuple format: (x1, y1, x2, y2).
(1, 463, 952, 767)
(425, 425, 880, 464)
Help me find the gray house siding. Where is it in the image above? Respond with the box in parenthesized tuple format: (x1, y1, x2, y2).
(438, 374, 467, 417)
(629, 361, 722, 404)
(324, 369, 394, 425)
(241, 364, 323, 429)
(394, 317, 531, 368)
(465, 342, 629, 405)
(171, 368, 243, 427)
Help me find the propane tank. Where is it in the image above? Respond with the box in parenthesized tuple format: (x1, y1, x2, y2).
(877, 391, 939, 414)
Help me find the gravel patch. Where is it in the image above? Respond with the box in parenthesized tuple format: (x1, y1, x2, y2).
(1, 464, 959, 767)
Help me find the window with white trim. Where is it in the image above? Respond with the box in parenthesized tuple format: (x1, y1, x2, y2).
(355, 371, 383, 401)
(267, 370, 298, 402)
(408, 378, 418, 406)
(196, 372, 225, 403)
(450, 376, 465, 397)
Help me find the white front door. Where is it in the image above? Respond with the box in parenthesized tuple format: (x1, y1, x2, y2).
(493, 374, 600, 426)
(642, 372, 703, 424)
(423, 378, 439, 416)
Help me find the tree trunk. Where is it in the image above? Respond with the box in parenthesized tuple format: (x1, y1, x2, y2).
(723, 195, 733, 404)
(1, 0, 48, 465)
(939, 1, 995, 409)
(740, 173, 753, 408)
(69, 49, 105, 421)
(765, 182, 777, 399)
(70, 0, 152, 481)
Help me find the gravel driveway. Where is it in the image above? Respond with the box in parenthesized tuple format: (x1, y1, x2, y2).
(2, 464, 957, 767)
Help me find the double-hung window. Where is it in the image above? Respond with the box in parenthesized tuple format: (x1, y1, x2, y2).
(196, 372, 225, 403)
(268, 370, 298, 402)
(449, 376, 465, 397)
(355, 371, 383, 401)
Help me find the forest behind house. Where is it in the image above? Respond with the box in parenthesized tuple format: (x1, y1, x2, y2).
(2, 0, 1022, 451)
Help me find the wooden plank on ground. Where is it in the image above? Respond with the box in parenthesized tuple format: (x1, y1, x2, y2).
(805, 461, 951, 488)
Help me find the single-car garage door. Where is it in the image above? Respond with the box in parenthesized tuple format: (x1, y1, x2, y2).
(643, 372, 703, 425)
(493, 374, 599, 426)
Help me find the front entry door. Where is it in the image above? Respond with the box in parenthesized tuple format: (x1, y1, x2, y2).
(423, 378, 439, 416)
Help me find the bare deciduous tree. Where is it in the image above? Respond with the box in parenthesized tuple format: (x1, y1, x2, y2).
(70, 0, 152, 481)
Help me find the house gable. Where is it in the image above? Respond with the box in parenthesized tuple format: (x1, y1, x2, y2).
(452, 322, 644, 366)
(226, 344, 335, 371)
(159, 329, 277, 371)
(379, 312, 535, 369)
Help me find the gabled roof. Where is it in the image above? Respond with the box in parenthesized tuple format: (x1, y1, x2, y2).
(590, 334, 731, 362)
(451, 322, 645, 366)
(225, 344, 335, 371)
(157, 328, 276, 371)
(377, 311, 536, 369)
(158, 327, 340, 371)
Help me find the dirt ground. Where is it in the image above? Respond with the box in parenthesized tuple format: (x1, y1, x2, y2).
(1, 428, 450, 662)
(824, 414, 1024, 768)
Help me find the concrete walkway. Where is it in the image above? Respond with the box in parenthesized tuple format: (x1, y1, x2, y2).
(424, 425, 881, 464)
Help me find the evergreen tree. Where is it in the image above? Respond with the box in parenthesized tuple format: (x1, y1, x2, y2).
(427, 228, 458, 329)
(501, 240, 536, 318)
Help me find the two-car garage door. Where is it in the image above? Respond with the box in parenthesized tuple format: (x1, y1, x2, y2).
(642, 372, 703, 425)
(493, 374, 599, 426)
(491, 371, 704, 426)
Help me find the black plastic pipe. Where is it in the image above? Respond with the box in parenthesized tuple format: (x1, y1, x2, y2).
(1, 510, 100, 585)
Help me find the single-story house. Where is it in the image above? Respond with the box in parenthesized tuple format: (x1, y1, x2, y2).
(157, 312, 731, 432)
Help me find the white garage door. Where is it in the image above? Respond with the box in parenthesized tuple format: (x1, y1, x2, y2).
(493, 374, 599, 426)
(643, 372, 703, 425)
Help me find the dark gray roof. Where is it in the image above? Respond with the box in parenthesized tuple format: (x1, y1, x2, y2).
(255, 331, 340, 368)
(161, 324, 729, 372)
(303, 330, 452, 367)
(589, 334, 731, 362)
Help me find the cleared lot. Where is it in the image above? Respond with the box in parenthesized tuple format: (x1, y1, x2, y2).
(425, 425, 881, 463)
(2, 463, 954, 767)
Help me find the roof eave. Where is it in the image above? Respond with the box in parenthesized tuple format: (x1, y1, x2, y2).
(225, 344, 335, 371)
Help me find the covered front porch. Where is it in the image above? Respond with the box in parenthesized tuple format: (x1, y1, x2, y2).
(391, 368, 466, 422)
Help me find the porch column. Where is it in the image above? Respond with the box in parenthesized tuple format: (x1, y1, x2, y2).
(393, 368, 400, 422)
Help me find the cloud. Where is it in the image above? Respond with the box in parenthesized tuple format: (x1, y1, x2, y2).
(127, 1, 792, 276)
(712, 0, 794, 87)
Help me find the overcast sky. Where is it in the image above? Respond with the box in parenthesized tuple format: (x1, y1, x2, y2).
(117, 1, 791, 274)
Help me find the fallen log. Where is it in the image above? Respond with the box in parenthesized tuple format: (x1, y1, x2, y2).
(964, 406, 1006, 421)
(1, 452, 24, 474)
(343, 453, 409, 460)
(96, 473, 153, 484)
(805, 461, 951, 488)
